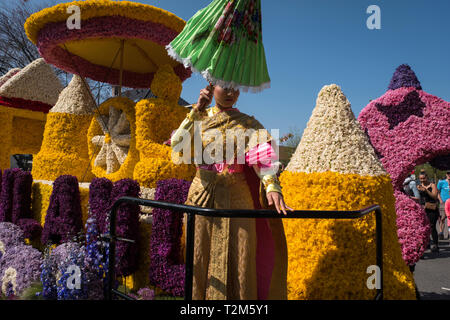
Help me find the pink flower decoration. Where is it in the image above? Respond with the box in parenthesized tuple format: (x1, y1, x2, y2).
(358, 65, 450, 265)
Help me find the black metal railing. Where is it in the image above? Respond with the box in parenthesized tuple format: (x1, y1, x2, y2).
(105, 197, 383, 301)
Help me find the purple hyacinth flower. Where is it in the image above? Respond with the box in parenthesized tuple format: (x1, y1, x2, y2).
(388, 64, 422, 91)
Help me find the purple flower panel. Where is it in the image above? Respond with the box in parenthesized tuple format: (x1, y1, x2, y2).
(110, 179, 141, 277)
(149, 178, 191, 297)
(41, 175, 83, 245)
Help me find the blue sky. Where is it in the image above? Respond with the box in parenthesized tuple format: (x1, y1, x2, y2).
(25, 0, 450, 137)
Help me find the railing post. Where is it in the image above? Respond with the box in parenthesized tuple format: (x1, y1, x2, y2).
(185, 212, 195, 301)
(106, 202, 118, 301)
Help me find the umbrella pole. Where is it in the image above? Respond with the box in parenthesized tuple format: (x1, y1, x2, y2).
(130, 42, 158, 70)
(118, 39, 125, 97)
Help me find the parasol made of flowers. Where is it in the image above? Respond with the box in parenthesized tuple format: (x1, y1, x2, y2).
(24, 0, 192, 89)
(167, 0, 270, 93)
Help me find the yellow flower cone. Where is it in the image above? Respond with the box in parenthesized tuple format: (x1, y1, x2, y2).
(281, 84, 416, 299)
(32, 75, 95, 182)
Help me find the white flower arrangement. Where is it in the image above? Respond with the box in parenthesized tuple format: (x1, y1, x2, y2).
(50, 75, 95, 115)
(0, 68, 21, 88)
(0, 58, 63, 105)
(286, 84, 387, 176)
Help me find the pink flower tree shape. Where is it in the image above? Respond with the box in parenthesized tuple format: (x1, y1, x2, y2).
(358, 64, 450, 266)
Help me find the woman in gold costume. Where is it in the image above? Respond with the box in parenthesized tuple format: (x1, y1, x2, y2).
(171, 85, 292, 300)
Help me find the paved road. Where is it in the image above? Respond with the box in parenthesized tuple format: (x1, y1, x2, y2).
(414, 238, 450, 300)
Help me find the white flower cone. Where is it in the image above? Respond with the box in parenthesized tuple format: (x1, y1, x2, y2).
(286, 84, 386, 176)
(0, 68, 21, 88)
(51, 75, 95, 115)
(280, 84, 416, 300)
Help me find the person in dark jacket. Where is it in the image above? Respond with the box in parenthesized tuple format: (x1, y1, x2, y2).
(418, 172, 439, 252)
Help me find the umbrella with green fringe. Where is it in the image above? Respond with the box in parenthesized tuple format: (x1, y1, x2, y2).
(166, 0, 270, 93)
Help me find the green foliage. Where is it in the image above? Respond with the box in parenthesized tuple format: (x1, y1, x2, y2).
(19, 282, 44, 300)
(415, 163, 447, 182)
(280, 126, 303, 149)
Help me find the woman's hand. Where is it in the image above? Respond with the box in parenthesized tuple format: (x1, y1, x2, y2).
(267, 192, 294, 215)
(410, 196, 420, 203)
(195, 85, 214, 113)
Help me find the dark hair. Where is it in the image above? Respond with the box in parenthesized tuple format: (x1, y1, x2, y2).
(419, 172, 428, 178)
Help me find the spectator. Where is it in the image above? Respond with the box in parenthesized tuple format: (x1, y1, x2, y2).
(403, 171, 420, 200)
(418, 172, 440, 253)
(437, 171, 450, 239)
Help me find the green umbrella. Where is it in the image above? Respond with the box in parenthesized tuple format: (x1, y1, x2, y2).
(166, 0, 270, 93)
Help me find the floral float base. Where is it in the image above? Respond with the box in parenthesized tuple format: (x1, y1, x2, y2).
(281, 171, 416, 300)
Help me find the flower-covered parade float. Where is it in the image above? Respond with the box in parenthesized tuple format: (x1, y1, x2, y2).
(1, 0, 197, 299)
(358, 64, 450, 267)
(0, 0, 438, 301)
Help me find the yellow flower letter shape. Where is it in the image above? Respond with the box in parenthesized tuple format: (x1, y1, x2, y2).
(88, 96, 139, 182)
(280, 84, 416, 300)
(32, 75, 93, 182)
(133, 64, 195, 188)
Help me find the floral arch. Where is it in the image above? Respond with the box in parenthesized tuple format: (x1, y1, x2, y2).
(358, 64, 450, 265)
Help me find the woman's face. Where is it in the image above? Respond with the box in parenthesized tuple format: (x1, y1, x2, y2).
(213, 85, 240, 108)
(419, 174, 429, 185)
